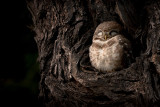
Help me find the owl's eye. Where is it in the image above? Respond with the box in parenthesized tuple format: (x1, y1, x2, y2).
(97, 31, 103, 36)
(110, 30, 119, 36)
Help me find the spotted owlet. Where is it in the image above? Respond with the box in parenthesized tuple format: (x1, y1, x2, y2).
(89, 21, 132, 72)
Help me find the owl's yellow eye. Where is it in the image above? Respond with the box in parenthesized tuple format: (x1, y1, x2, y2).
(98, 32, 103, 36)
(110, 30, 119, 36)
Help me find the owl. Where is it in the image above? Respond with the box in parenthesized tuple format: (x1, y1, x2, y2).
(89, 21, 132, 72)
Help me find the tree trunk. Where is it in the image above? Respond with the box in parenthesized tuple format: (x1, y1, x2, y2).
(27, 0, 160, 106)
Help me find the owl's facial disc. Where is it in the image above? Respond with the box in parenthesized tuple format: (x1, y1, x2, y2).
(94, 29, 119, 41)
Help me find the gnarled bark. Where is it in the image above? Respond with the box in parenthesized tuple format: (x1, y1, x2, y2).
(27, 0, 160, 106)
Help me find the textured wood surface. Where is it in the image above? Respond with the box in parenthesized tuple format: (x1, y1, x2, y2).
(27, 0, 160, 106)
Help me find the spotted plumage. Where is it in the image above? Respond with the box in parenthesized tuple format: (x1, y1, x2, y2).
(89, 21, 132, 72)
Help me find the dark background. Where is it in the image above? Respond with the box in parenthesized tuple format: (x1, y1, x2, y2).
(1, 0, 40, 106)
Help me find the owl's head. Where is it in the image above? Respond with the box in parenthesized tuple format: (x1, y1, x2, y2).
(93, 21, 122, 42)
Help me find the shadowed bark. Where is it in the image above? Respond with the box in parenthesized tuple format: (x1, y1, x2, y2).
(27, 0, 160, 106)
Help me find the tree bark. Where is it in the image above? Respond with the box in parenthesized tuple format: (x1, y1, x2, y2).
(27, 0, 160, 106)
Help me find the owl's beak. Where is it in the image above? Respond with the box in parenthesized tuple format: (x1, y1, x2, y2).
(104, 35, 107, 40)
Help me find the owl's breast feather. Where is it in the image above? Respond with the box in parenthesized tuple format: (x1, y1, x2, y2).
(89, 35, 131, 72)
